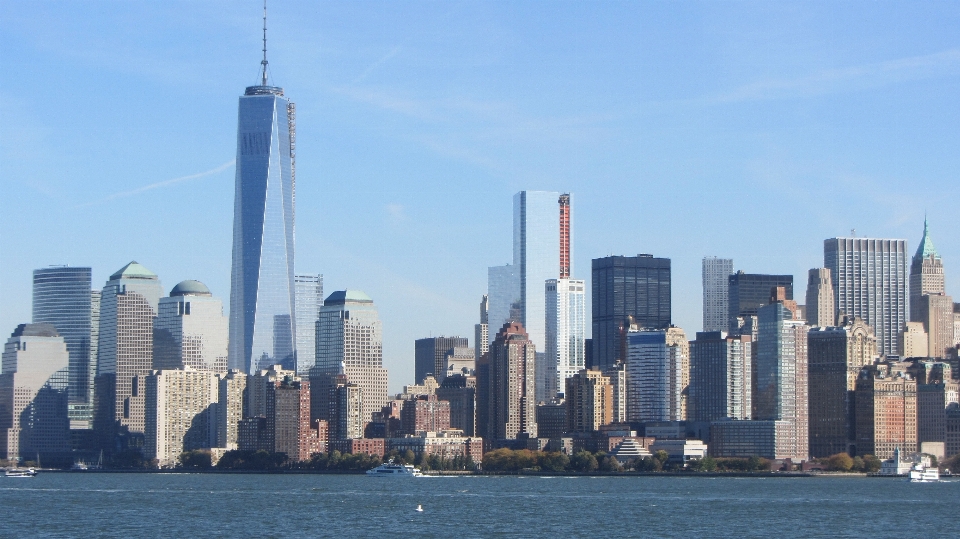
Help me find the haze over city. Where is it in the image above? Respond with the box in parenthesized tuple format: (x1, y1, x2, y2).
(2, 1, 959, 392)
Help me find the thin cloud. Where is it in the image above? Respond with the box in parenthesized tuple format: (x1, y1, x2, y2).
(79, 160, 234, 207)
(353, 46, 401, 84)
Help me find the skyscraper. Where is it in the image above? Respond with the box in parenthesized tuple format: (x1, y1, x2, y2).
(228, 18, 297, 375)
(313, 290, 388, 432)
(592, 255, 671, 371)
(825, 237, 908, 356)
(689, 332, 752, 422)
(486, 264, 520, 341)
(805, 268, 835, 327)
(702, 258, 733, 332)
(543, 278, 585, 400)
(294, 274, 323, 374)
(144, 366, 219, 467)
(565, 369, 613, 433)
(414, 336, 468, 384)
(513, 191, 564, 352)
(727, 272, 793, 333)
(32, 266, 95, 427)
(93, 262, 164, 451)
(625, 326, 688, 423)
(486, 321, 537, 440)
(807, 317, 877, 458)
(910, 219, 944, 321)
(474, 295, 489, 363)
(153, 280, 229, 373)
(917, 294, 955, 359)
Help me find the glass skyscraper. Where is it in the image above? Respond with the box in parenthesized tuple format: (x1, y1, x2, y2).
(294, 274, 323, 374)
(228, 67, 297, 374)
(702, 257, 733, 332)
(32, 266, 95, 425)
(514, 191, 563, 352)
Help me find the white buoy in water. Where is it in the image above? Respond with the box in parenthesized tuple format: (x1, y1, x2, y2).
(415, 504, 424, 512)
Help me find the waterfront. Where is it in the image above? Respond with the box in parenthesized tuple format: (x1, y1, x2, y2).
(2, 474, 956, 538)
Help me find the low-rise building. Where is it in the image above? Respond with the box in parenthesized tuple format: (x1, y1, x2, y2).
(387, 430, 483, 462)
(709, 419, 796, 459)
(330, 437, 385, 457)
(649, 439, 708, 464)
(400, 394, 450, 435)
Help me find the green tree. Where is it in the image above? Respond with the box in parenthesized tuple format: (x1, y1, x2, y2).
(827, 453, 854, 472)
(861, 454, 882, 473)
(538, 451, 570, 472)
(179, 450, 212, 469)
(569, 451, 599, 473)
(695, 455, 717, 472)
(599, 456, 623, 472)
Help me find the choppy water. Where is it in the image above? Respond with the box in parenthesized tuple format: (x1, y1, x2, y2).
(2, 472, 956, 538)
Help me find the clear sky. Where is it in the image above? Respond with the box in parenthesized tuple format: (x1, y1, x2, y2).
(2, 1, 958, 392)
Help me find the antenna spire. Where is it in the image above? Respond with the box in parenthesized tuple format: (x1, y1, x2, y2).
(260, 0, 268, 86)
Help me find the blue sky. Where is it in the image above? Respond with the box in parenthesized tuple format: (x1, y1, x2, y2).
(2, 1, 958, 392)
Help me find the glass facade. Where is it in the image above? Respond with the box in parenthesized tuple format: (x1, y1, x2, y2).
(591, 255, 671, 371)
(544, 278, 585, 400)
(294, 274, 323, 374)
(32, 267, 93, 407)
(487, 264, 520, 341)
(702, 257, 733, 332)
(727, 272, 794, 332)
(228, 84, 297, 374)
(513, 191, 561, 352)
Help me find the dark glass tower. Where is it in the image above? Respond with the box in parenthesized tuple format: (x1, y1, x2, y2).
(228, 14, 297, 373)
(727, 272, 793, 332)
(591, 255, 671, 371)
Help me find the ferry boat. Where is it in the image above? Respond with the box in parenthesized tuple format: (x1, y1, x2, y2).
(907, 463, 939, 483)
(366, 460, 423, 477)
(5, 468, 38, 478)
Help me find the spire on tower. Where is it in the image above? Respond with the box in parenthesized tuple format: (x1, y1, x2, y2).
(260, 0, 269, 86)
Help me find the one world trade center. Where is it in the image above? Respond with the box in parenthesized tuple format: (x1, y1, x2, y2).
(228, 10, 297, 374)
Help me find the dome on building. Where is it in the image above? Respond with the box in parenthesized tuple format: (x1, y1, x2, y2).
(170, 280, 212, 297)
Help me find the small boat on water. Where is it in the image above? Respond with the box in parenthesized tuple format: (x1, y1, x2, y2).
(908, 463, 939, 483)
(366, 459, 423, 477)
(5, 468, 38, 478)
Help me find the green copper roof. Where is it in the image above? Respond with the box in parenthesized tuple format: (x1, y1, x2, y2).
(913, 218, 940, 262)
(170, 280, 211, 297)
(110, 261, 158, 280)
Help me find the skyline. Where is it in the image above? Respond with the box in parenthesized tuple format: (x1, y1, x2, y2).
(2, 1, 960, 393)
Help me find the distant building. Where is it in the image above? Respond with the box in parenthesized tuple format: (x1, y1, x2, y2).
(436, 374, 476, 436)
(603, 361, 627, 424)
(689, 332, 752, 422)
(315, 290, 388, 431)
(910, 219, 944, 322)
(805, 268, 835, 327)
(855, 361, 917, 459)
(901, 322, 929, 358)
(543, 278, 586, 401)
(592, 255, 671, 371)
(536, 401, 567, 439)
(217, 370, 246, 449)
(32, 266, 95, 427)
(727, 271, 793, 333)
(917, 294, 955, 359)
(625, 327, 688, 423)
(414, 336, 468, 384)
(945, 402, 960, 458)
(565, 370, 612, 433)
(486, 322, 537, 440)
(807, 318, 877, 457)
(294, 274, 323, 374)
(914, 362, 958, 448)
(400, 395, 451, 435)
(153, 280, 228, 373)
(271, 376, 321, 462)
(702, 257, 733, 332)
(144, 367, 219, 467)
(442, 346, 476, 379)
(387, 430, 483, 462)
(513, 190, 565, 353)
(0, 324, 70, 464)
(709, 419, 798, 460)
(825, 237, 908, 357)
(475, 295, 489, 363)
(93, 261, 164, 452)
(487, 265, 520, 343)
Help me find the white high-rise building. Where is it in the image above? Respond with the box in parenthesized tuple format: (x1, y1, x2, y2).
(475, 295, 489, 362)
(153, 281, 228, 373)
(294, 274, 323, 374)
(144, 366, 219, 467)
(702, 258, 733, 332)
(314, 290, 388, 429)
(625, 327, 688, 422)
(543, 278, 586, 401)
(824, 237, 907, 356)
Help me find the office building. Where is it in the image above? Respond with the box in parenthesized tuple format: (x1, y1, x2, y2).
(689, 332, 752, 422)
(271, 376, 320, 462)
(806, 317, 877, 457)
(536, 401, 567, 439)
(709, 419, 796, 459)
(755, 290, 808, 460)
(144, 367, 219, 468)
(592, 255, 671, 371)
(387, 430, 483, 462)
(486, 322, 537, 440)
(400, 395, 451, 435)
(910, 219, 945, 322)
(604, 361, 627, 424)
(228, 43, 297, 375)
(946, 403, 960, 458)
(901, 322, 929, 358)
(513, 190, 564, 353)
(805, 268, 835, 327)
(825, 237, 908, 356)
(543, 278, 586, 401)
(475, 295, 489, 362)
(914, 362, 958, 447)
(93, 262, 164, 451)
(294, 274, 323, 374)
(727, 272, 793, 333)
(153, 280, 229, 373)
(217, 370, 246, 449)
(314, 290, 388, 429)
(436, 374, 476, 436)
(855, 360, 917, 459)
(414, 336, 468, 384)
(442, 347, 475, 378)
(487, 265, 520, 343)
(32, 266, 95, 426)
(0, 324, 70, 463)
(917, 294, 955, 359)
(625, 326, 689, 423)
(702, 257, 733, 332)
(565, 369, 613, 433)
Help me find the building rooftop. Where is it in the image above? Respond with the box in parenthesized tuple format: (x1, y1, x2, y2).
(324, 289, 373, 305)
(110, 261, 157, 281)
(11, 323, 59, 339)
(913, 218, 939, 262)
(170, 280, 212, 297)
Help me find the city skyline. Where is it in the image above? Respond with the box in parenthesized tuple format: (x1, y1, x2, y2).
(3, 2, 960, 393)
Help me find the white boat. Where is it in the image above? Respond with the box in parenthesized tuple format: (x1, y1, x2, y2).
(5, 468, 38, 477)
(908, 463, 939, 483)
(366, 459, 423, 477)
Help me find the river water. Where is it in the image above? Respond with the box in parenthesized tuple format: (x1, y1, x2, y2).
(2, 473, 955, 537)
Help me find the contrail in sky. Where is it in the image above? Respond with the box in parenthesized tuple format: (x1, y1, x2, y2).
(79, 160, 234, 207)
